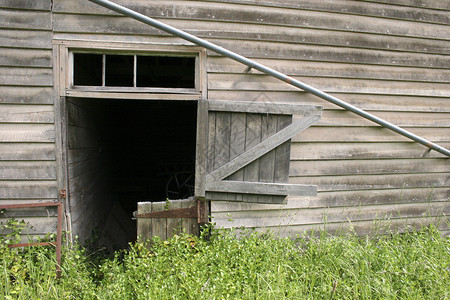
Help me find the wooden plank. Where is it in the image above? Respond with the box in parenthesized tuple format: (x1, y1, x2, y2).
(0, 48, 52, 68)
(0, 67, 53, 87)
(274, 115, 292, 183)
(0, 143, 55, 161)
(0, 181, 57, 199)
(195, 100, 208, 197)
(181, 198, 198, 236)
(227, 112, 246, 201)
(207, 112, 321, 181)
(54, 0, 450, 22)
(0, 124, 54, 142)
(292, 127, 450, 143)
(53, 3, 449, 40)
(208, 74, 450, 97)
(241, 113, 261, 203)
(151, 201, 167, 240)
(213, 112, 231, 170)
(68, 148, 101, 165)
(0, 216, 57, 235)
(197, 0, 450, 24)
(206, 180, 317, 197)
(68, 158, 104, 180)
(317, 110, 450, 128)
(208, 40, 450, 69)
(203, 26, 450, 55)
(211, 187, 450, 212)
(206, 111, 216, 174)
(0, 86, 53, 104)
(257, 114, 277, 202)
(0, 29, 52, 49)
(231, 216, 450, 237)
(0, 161, 56, 180)
(290, 142, 450, 160)
(0, 9, 51, 30)
(52, 25, 449, 57)
(212, 201, 449, 228)
(208, 100, 322, 115)
(207, 57, 450, 83)
(289, 173, 449, 192)
(208, 91, 450, 113)
(0, 105, 54, 123)
(137, 202, 152, 242)
(0, 0, 51, 10)
(66, 90, 201, 101)
(359, 0, 450, 10)
(67, 126, 99, 149)
(166, 200, 182, 238)
(0, 206, 57, 218)
(68, 171, 108, 209)
(290, 158, 450, 177)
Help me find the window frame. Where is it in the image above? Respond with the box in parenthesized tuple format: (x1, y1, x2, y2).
(56, 40, 207, 101)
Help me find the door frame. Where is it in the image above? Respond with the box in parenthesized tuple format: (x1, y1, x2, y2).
(53, 40, 207, 242)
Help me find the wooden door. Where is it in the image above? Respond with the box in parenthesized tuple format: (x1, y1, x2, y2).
(197, 100, 322, 204)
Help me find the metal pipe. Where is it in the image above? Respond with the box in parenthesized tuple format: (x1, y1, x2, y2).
(88, 0, 450, 157)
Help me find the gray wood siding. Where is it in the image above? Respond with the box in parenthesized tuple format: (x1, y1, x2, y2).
(0, 2, 57, 238)
(6, 0, 447, 237)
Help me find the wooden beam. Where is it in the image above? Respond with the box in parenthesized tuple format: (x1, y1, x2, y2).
(205, 180, 317, 197)
(208, 100, 322, 115)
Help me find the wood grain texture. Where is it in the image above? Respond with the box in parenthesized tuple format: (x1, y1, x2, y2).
(137, 202, 152, 242)
(208, 91, 450, 113)
(208, 73, 450, 97)
(0, 0, 52, 11)
(0, 143, 55, 161)
(289, 173, 449, 192)
(290, 142, 450, 160)
(6, 0, 449, 236)
(0, 86, 53, 104)
(54, 2, 449, 40)
(0, 105, 54, 123)
(199, 0, 450, 24)
(211, 187, 450, 211)
(0, 124, 55, 142)
(0, 29, 52, 49)
(0, 216, 58, 235)
(207, 57, 450, 83)
(213, 201, 449, 228)
(291, 127, 449, 143)
(0, 9, 51, 30)
(0, 67, 53, 86)
(0, 48, 52, 68)
(289, 158, 450, 177)
(0, 181, 57, 199)
(0, 161, 56, 180)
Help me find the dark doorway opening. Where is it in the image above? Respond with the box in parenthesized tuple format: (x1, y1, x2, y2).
(67, 98, 197, 249)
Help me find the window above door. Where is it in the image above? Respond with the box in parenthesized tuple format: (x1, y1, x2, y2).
(55, 40, 207, 100)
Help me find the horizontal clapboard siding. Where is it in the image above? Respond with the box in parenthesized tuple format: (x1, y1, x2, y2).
(0, 1, 57, 239)
(51, 0, 450, 236)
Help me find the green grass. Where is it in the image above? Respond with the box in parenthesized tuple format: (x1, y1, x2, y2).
(1, 224, 449, 299)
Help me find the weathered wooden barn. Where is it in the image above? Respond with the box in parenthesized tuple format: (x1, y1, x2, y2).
(0, 0, 449, 248)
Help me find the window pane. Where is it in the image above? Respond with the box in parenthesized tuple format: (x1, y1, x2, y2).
(73, 53, 102, 86)
(105, 55, 134, 87)
(137, 56, 195, 88)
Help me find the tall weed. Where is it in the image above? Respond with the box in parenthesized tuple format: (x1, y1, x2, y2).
(0, 224, 449, 299)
